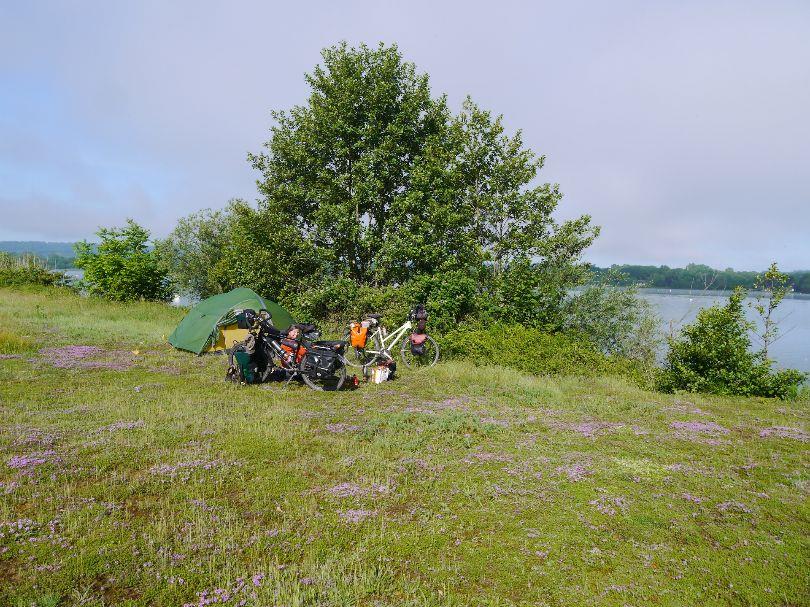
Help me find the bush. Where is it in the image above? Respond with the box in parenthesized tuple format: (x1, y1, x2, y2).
(658, 288, 806, 399)
(0, 253, 65, 288)
(75, 220, 171, 302)
(285, 270, 482, 335)
(563, 282, 662, 365)
(440, 322, 642, 379)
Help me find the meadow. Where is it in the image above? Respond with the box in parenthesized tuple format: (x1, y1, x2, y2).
(0, 287, 807, 606)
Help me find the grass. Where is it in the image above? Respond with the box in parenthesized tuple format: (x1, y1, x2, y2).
(0, 286, 808, 606)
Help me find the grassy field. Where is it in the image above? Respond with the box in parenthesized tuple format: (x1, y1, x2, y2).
(1, 287, 808, 606)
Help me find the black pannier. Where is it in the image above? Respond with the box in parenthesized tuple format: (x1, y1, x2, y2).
(410, 333, 427, 356)
(302, 346, 341, 379)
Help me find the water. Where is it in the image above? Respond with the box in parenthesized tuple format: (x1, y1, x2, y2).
(640, 289, 810, 373)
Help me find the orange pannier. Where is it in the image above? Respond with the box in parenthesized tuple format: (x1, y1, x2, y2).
(350, 322, 368, 348)
(281, 326, 307, 363)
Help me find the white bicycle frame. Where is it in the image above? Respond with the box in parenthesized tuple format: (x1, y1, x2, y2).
(363, 320, 412, 361)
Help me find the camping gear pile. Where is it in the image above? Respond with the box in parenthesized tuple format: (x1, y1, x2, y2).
(225, 308, 350, 391)
(168, 288, 437, 390)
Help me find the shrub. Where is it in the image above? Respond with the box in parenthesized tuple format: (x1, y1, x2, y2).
(658, 287, 806, 399)
(75, 220, 171, 302)
(287, 278, 407, 328)
(439, 322, 640, 378)
(563, 282, 662, 365)
(285, 271, 482, 335)
(0, 253, 64, 288)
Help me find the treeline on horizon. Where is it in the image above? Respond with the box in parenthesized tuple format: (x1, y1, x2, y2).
(593, 263, 810, 294)
(3, 242, 808, 295)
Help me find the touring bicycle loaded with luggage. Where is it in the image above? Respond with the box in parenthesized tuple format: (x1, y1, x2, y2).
(226, 309, 349, 391)
(342, 304, 439, 370)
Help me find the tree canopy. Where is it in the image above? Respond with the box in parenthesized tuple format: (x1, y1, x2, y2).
(160, 42, 598, 328)
(75, 220, 170, 302)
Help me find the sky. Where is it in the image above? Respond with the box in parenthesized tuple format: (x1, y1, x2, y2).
(1, 1, 808, 271)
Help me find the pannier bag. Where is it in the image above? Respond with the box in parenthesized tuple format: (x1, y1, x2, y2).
(410, 333, 427, 356)
(302, 347, 340, 379)
(350, 322, 369, 348)
(229, 334, 263, 384)
(280, 326, 307, 363)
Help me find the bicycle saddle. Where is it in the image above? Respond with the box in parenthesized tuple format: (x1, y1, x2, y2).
(363, 313, 382, 320)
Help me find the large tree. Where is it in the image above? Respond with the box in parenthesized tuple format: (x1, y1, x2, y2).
(164, 41, 599, 329)
(249, 42, 446, 284)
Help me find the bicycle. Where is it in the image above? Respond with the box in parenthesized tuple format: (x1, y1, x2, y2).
(227, 309, 348, 391)
(342, 309, 439, 370)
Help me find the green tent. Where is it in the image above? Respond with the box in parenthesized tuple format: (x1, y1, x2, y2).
(168, 288, 294, 355)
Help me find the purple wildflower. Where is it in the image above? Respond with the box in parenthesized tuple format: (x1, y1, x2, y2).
(590, 495, 629, 516)
(7, 450, 62, 472)
(38, 345, 133, 370)
(183, 574, 263, 607)
(0, 481, 20, 495)
(0, 518, 38, 542)
(14, 429, 61, 446)
(328, 482, 393, 498)
(547, 420, 624, 438)
(670, 421, 729, 435)
(759, 426, 808, 442)
(338, 509, 377, 523)
(149, 458, 232, 480)
(463, 451, 513, 464)
(480, 417, 510, 427)
(325, 422, 360, 433)
(716, 501, 751, 513)
(189, 498, 218, 512)
(681, 493, 703, 504)
(556, 462, 592, 482)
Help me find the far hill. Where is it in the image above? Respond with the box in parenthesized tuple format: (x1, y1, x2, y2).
(0, 241, 78, 269)
(0, 241, 78, 257)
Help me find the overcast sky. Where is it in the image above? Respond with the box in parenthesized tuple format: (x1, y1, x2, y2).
(1, 1, 808, 270)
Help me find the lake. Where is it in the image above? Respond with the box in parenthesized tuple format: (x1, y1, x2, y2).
(639, 289, 810, 373)
(61, 271, 810, 373)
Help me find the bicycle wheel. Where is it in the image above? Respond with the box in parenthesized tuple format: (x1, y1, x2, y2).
(301, 357, 347, 391)
(341, 327, 376, 369)
(341, 326, 379, 368)
(400, 335, 439, 369)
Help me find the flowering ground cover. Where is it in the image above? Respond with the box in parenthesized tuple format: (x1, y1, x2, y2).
(0, 287, 808, 606)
